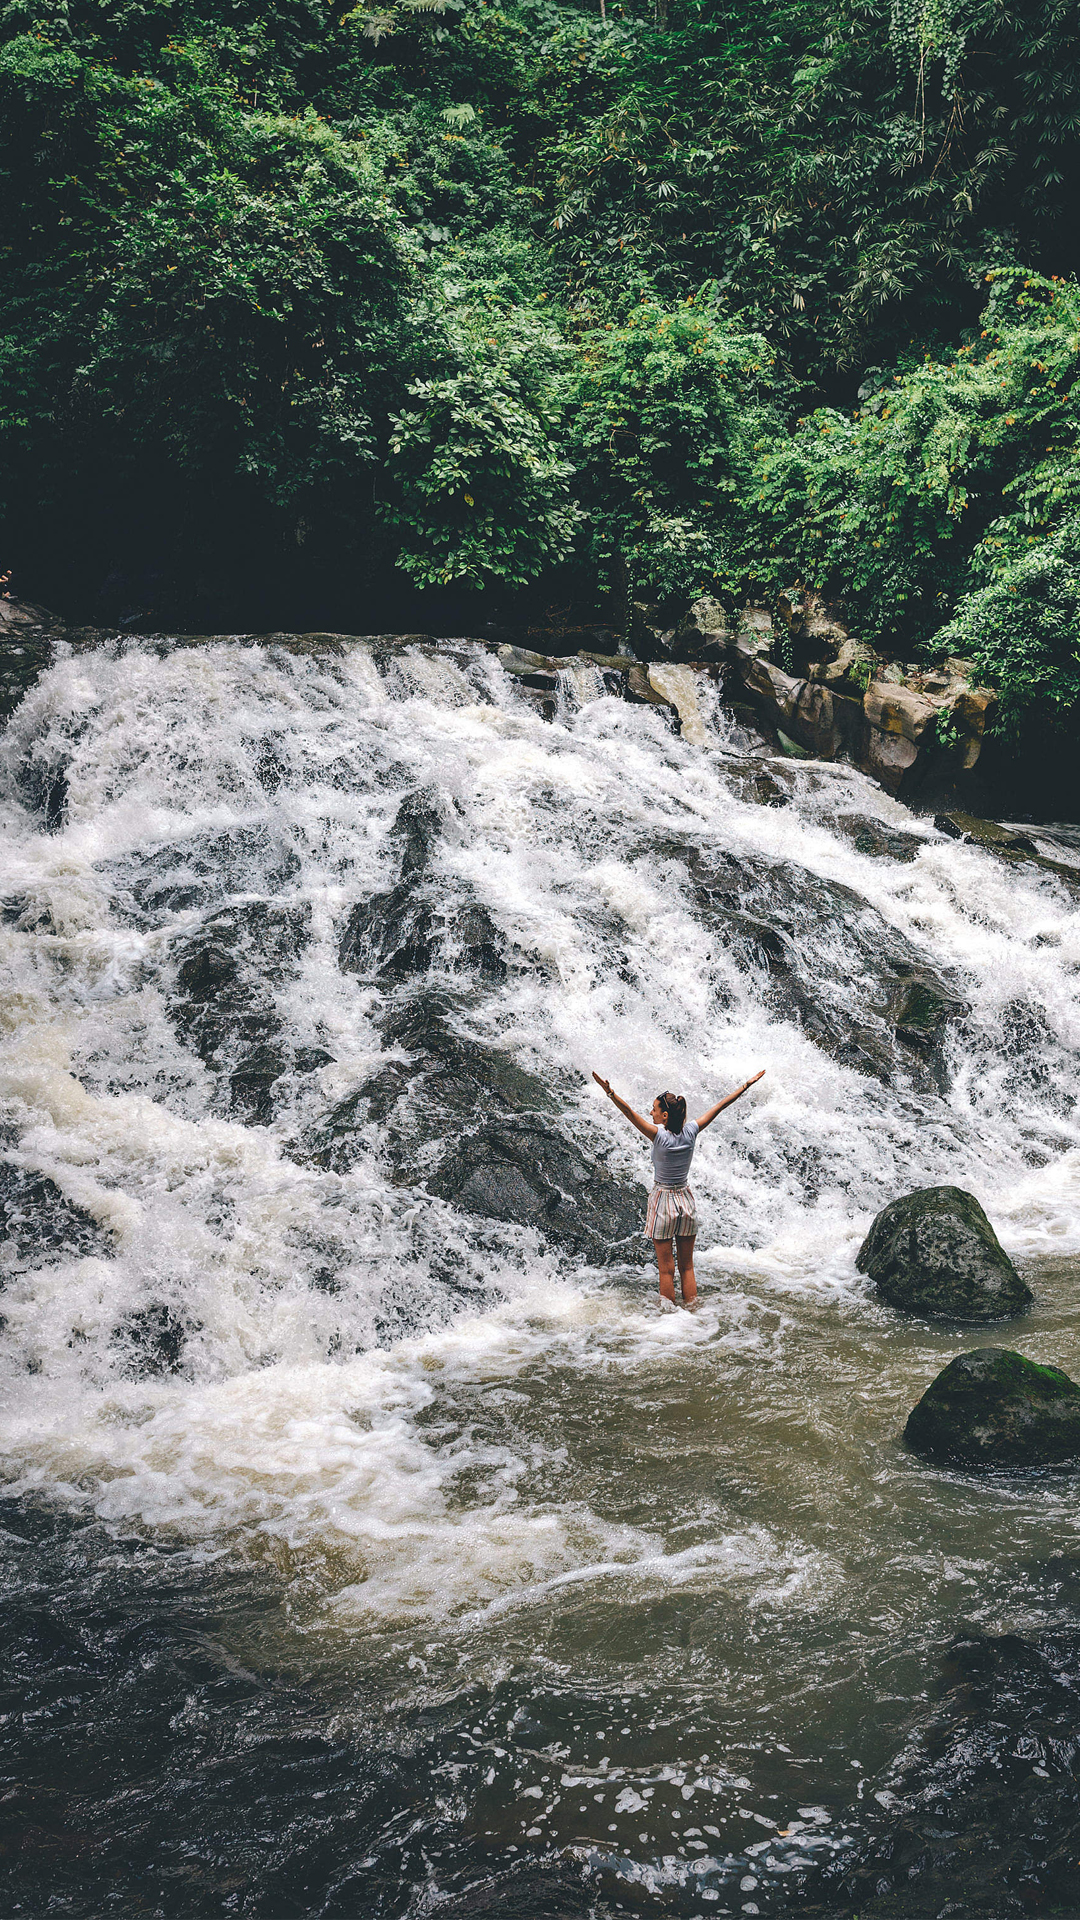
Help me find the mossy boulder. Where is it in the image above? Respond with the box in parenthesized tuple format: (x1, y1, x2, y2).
(857, 1185, 1032, 1320)
(905, 1349, 1080, 1467)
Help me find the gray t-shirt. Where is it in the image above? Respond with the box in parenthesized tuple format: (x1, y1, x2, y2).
(651, 1119, 699, 1187)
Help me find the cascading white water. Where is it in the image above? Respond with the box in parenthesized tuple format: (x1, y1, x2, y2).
(4, 634, 1080, 1915)
(2, 635, 1080, 1622)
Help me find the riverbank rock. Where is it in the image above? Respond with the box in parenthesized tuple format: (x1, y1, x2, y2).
(905, 1349, 1080, 1467)
(857, 1186, 1032, 1319)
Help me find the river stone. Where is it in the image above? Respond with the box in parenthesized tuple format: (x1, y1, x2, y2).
(856, 1186, 1032, 1319)
(905, 1349, 1080, 1467)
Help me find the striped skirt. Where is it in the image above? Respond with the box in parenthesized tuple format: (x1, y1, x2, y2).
(644, 1184, 697, 1242)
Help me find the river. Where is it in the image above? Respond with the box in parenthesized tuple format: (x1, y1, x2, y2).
(2, 634, 1079, 1916)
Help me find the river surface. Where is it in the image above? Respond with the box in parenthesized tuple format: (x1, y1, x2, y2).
(2, 636, 1079, 1917)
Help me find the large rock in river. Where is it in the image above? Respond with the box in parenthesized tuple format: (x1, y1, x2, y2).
(856, 1185, 1032, 1320)
(905, 1349, 1080, 1467)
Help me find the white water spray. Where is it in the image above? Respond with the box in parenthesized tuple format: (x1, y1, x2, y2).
(2, 636, 1079, 1620)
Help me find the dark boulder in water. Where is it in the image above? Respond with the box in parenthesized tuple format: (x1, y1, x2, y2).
(111, 823, 301, 923)
(325, 786, 637, 1259)
(428, 1117, 642, 1266)
(297, 996, 643, 1263)
(857, 1185, 1031, 1319)
(905, 1348, 1080, 1467)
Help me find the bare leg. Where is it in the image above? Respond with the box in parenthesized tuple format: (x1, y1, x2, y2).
(676, 1234, 697, 1305)
(654, 1239, 677, 1304)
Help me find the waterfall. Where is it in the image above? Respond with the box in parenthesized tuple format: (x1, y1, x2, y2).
(2, 634, 1079, 1915)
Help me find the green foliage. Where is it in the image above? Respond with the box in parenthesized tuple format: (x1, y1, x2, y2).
(533, 0, 1080, 372)
(571, 299, 786, 601)
(0, 0, 1078, 763)
(384, 292, 578, 587)
(935, 526, 1080, 736)
(740, 271, 1080, 671)
(0, 22, 418, 580)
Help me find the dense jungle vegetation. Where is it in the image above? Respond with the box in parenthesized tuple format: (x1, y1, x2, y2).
(1, 0, 1079, 745)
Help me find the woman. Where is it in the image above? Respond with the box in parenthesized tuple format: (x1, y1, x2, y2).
(591, 1069, 766, 1309)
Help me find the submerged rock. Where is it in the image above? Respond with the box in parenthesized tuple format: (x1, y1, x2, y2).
(0, 1160, 114, 1273)
(830, 1622, 1080, 1911)
(339, 890, 507, 984)
(108, 823, 300, 923)
(320, 789, 645, 1262)
(905, 1348, 1080, 1466)
(885, 968, 966, 1049)
(857, 1186, 1032, 1319)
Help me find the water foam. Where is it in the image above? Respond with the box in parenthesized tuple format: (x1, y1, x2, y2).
(2, 637, 1079, 1620)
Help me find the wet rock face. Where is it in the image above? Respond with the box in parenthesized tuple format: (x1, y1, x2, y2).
(0, 601, 64, 724)
(688, 848, 965, 1085)
(428, 1115, 642, 1265)
(0, 1160, 114, 1275)
(905, 1348, 1080, 1467)
(857, 1186, 1032, 1319)
(935, 810, 1080, 892)
(310, 787, 648, 1265)
(108, 824, 300, 924)
(168, 902, 330, 1123)
(301, 995, 645, 1266)
(833, 813, 924, 862)
(339, 789, 508, 984)
(340, 892, 507, 985)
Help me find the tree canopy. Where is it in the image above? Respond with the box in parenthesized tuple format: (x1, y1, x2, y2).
(1, 0, 1078, 740)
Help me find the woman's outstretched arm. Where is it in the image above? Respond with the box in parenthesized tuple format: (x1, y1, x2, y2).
(592, 1072, 657, 1140)
(697, 1070, 765, 1131)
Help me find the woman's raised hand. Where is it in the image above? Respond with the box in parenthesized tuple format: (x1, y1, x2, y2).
(591, 1071, 612, 1096)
